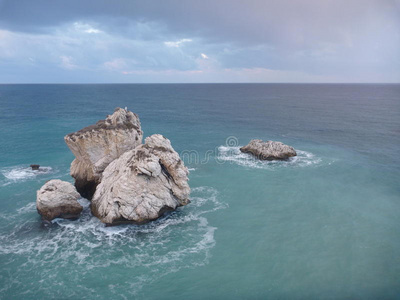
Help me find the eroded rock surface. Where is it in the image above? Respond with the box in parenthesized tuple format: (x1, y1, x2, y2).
(64, 107, 143, 198)
(240, 139, 297, 160)
(91, 134, 190, 226)
(36, 179, 82, 221)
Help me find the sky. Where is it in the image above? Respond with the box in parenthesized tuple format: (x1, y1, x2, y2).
(0, 0, 399, 83)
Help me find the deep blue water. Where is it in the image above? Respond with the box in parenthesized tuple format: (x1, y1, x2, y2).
(0, 84, 399, 299)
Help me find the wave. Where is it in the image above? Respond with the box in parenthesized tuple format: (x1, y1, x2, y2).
(16, 202, 37, 214)
(217, 146, 322, 169)
(0, 186, 226, 298)
(0, 165, 55, 186)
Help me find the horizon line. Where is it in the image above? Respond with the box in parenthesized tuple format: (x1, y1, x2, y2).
(0, 82, 399, 85)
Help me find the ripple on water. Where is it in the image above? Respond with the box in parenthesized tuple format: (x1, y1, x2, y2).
(0, 186, 226, 298)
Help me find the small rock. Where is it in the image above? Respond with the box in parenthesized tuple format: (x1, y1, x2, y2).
(30, 164, 40, 170)
(36, 179, 83, 221)
(240, 139, 297, 160)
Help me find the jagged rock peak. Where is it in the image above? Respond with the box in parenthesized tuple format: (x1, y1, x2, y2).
(66, 107, 142, 140)
(64, 107, 143, 199)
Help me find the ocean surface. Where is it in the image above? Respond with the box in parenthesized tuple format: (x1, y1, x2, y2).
(0, 83, 399, 299)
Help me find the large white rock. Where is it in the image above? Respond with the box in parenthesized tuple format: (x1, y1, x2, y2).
(240, 139, 297, 160)
(91, 134, 190, 225)
(64, 107, 143, 198)
(36, 179, 83, 221)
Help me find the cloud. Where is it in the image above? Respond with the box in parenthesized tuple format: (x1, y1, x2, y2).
(0, 0, 398, 83)
(164, 38, 192, 48)
(59, 55, 78, 70)
(73, 22, 102, 34)
(103, 58, 130, 71)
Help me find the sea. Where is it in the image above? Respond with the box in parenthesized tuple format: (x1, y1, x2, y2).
(0, 83, 399, 299)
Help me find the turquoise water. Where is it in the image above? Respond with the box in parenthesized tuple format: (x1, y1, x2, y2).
(0, 84, 399, 299)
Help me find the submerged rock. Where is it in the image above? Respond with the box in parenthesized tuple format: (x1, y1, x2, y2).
(36, 179, 83, 221)
(240, 139, 297, 160)
(64, 107, 143, 199)
(91, 134, 190, 226)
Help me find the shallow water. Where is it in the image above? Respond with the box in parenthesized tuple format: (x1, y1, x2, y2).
(0, 84, 399, 299)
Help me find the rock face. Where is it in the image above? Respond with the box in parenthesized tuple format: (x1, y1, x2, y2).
(240, 139, 297, 160)
(36, 179, 83, 221)
(64, 108, 143, 199)
(91, 134, 190, 226)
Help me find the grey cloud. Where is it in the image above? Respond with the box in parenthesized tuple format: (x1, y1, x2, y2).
(1, 0, 398, 45)
(0, 0, 399, 82)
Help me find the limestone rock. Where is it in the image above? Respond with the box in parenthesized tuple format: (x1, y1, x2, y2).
(36, 179, 83, 221)
(240, 139, 297, 160)
(64, 107, 143, 198)
(91, 134, 190, 226)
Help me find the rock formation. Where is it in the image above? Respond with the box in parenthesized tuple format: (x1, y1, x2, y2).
(36, 179, 83, 221)
(64, 108, 143, 199)
(36, 108, 191, 226)
(240, 139, 297, 160)
(91, 134, 190, 226)
(30, 164, 40, 170)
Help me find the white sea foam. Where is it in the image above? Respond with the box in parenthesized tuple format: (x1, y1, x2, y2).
(0, 186, 226, 297)
(1, 165, 54, 185)
(0, 201, 37, 222)
(217, 146, 321, 169)
(16, 202, 36, 214)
